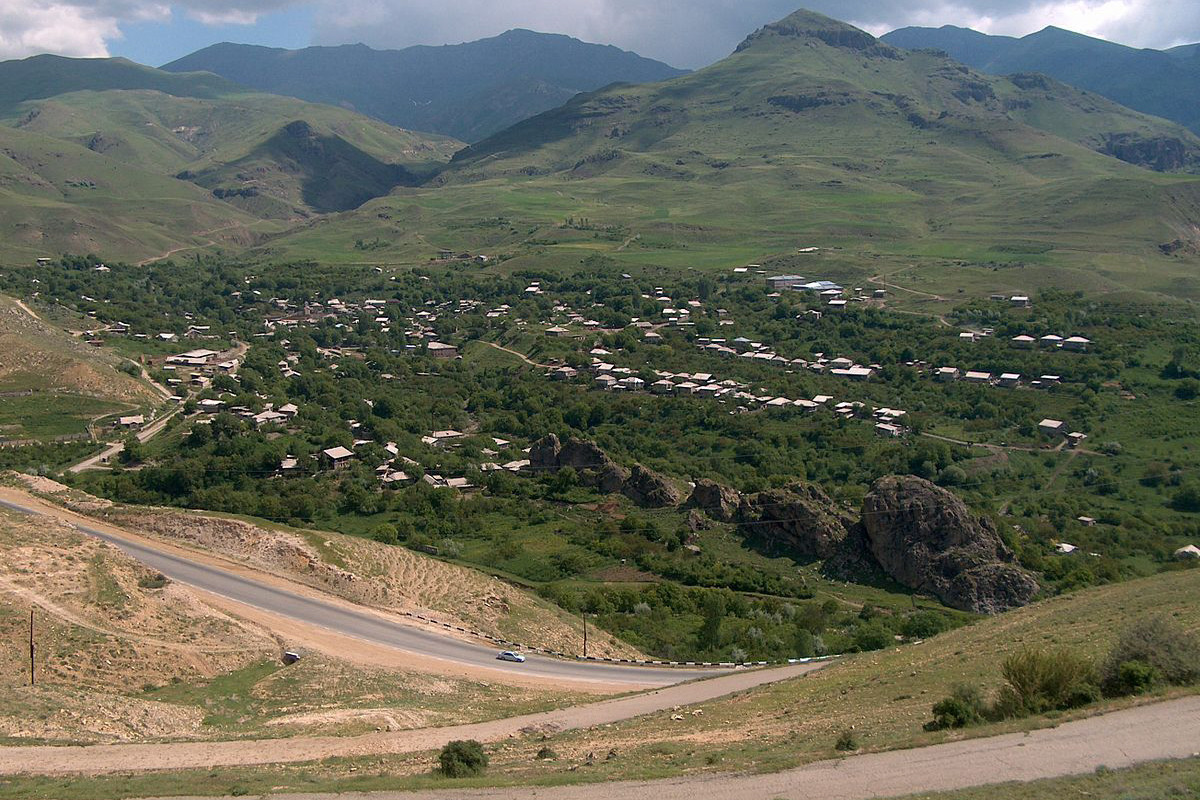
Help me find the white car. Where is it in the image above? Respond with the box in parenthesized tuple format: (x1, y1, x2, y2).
(496, 650, 526, 663)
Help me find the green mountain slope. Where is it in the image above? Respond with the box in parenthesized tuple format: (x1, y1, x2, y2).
(883, 25, 1200, 135)
(0, 124, 260, 262)
(5, 86, 461, 218)
(264, 10, 1200, 299)
(0, 54, 240, 114)
(162, 30, 688, 142)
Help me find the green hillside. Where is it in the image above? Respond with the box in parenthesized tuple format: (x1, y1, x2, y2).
(0, 123, 262, 262)
(5, 87, 461, 218)
(0, 55, 463, 250)
(263, 10, 1200, 300)
(883, 25, 1200, 135)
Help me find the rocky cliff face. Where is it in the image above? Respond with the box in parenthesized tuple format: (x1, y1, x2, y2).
(862, 475, 1039, 613)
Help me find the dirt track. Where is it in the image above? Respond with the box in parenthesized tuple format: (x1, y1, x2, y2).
(144, 696, 1200, 800)
(0, 662, 826, 775)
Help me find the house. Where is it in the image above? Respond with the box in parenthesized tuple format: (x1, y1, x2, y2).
(321, 446, 355, 470)
(445, 477, 473, 490)
(1038, 418, 1067, 436)
(1063, 336, 1091, 352)
(1040, 334, 1064, 348)
(594, 373, 618, 389)
(1067, 432, 1088, 448)
(117, 414, 145, 428)
(1010, 295, 1031, 308)
(551, 366, 578, 380)
(1174, 545, 1200, 560)
(997, 373, 1021, 387)
(619, 376, 645, 391)
(545, 326, 570, 337)
(644, 331, 664, 344)
(675, 381, 699, 395)
(196, 398, 225, 412)
(935, 366, 960, 382)
(426, 342, 458, 359)
(253, 410, 287, 428)
(278, 403, 299, 418)
(651, 379, 674, 394)
(766, 274, 806, 291)
(1056, 542, 1080, 553)
(875, 422, 903, 437)
(279, 456, 300, 474)
(958, 332, 977, 343)
(827, 299, 848, 311)
(963, 370, 991, 383)
(1010, 335, 1036, 349)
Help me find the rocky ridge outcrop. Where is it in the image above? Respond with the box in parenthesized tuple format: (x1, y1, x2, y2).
(685, 474, 1040, 614)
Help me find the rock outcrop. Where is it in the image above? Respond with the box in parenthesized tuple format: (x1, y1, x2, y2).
(530, 433, 628, 493)
(623, 465, 684, 508)
(529, 434, 683, 508)
(861, 475, 1039, 613)
(738, 482, 855, 561)
(685, 479, 743, 522)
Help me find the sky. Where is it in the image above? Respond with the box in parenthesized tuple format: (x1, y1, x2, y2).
(2, 1, 1199, 69)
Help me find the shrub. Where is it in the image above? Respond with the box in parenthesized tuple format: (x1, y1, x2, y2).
(852, 623, 892, 652)
(438, 740, 488, 778)
(1101, 616, 1200, 696)
(535, 746, 557, 760)
(371, 524, 399, 545)
(925, 684, 987, 731)
(834, 729, 858, 752)
(993, 647, 1099, 718)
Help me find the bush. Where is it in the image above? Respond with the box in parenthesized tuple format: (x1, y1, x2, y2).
(834, 729, 858, 752)
(438, 740, 488, 778)
(852, 623, 892, 652)
(993, 647, 1099, 718)
(1101, 616, 1200, 696)
(371, 524, 399, 545)
(925, 684, 987, 731)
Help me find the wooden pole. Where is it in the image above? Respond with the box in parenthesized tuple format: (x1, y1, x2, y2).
(582, 613, 588, 659)
(29, 608, 35, 687)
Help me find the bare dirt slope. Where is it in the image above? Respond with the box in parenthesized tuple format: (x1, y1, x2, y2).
(49, 485, 639, 659)
(0, 504, 276, 742)
(0, 295, 155, 402)
(0, 501, 589, 744)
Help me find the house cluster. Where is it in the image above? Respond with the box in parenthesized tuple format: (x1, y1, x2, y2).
(1009, 333, 1092, 352)
(694, 337, 877, 381)
(161, 348, 240, 392)
(929, 365, 1062, 390)
(574, 353, 908, 436)
(764, 275, 883, 309)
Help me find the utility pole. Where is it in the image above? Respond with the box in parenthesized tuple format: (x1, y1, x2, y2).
(29, 608, 35, 687)
(582, 613, 588, 659)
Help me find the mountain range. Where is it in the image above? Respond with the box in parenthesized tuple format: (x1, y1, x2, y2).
(0, 8, 1197, 300)
(162, 30, 688, 142)
(882, 25, 1200, 135)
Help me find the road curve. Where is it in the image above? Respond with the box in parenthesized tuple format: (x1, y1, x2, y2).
(0, 496, 722, 687)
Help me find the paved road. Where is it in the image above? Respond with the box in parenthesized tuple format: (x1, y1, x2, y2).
(0, 496, 721, 687)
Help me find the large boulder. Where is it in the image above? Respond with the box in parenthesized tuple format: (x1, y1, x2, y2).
(529, 433, 629, 493)
(685, 479, 743, 522)
(737, 482, 854, 561)
(623, 465, 684, 508)
(862, 475, 1039, 613)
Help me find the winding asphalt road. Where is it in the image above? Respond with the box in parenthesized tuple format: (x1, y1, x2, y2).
(0, 496, 722, 687)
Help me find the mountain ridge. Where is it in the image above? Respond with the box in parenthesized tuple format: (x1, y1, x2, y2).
(162, 31, 688, 142)
(883, 24, 1200, 134)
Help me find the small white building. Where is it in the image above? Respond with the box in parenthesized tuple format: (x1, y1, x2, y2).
(1038, 418, 1067, 436)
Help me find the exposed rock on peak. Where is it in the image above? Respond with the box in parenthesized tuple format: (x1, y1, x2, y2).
(737, 10, 899, 58)
(529, 433, 628, 493)
(862, 475, 1039, 613)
